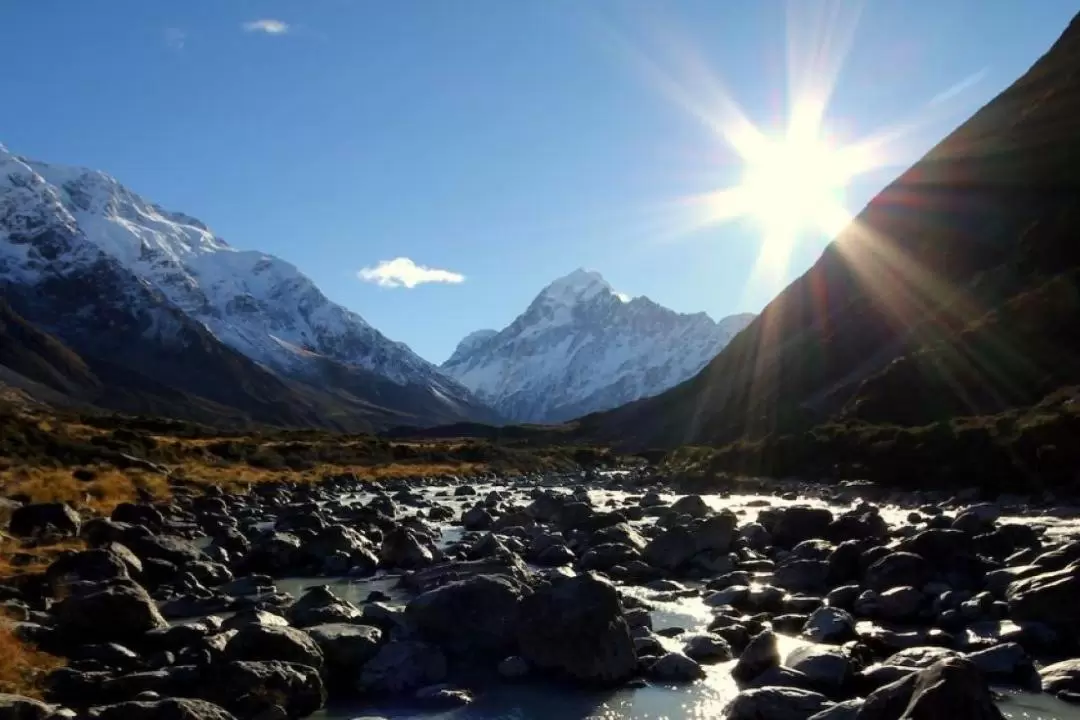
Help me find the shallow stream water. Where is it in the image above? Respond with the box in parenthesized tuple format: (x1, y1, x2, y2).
(277, 480, 1080, 720)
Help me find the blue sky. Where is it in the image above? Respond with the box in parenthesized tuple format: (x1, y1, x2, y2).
(1, 1, 1076, 363)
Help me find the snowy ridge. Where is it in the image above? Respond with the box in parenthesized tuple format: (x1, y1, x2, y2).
(442, 269, 755, 423)
(0, 145, 486, 421)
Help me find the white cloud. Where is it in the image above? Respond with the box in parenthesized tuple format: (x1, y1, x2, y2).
(243, 19, 290, 35)
(616, 292, 631, 303)
(165, 28, 186, 50)
(357, 257, 465, 289)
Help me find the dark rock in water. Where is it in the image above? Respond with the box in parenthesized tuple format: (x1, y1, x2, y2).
(516, 574, 637, 685)
(770, 507, 833, 549)
(647, 651, 705, 682)
(966, 642, 1039, 691)
(827, 540, 873, 586)
(54, 579, 167, 643)
(682, 633, 732, 663)
(808, 698, 863, 720)
(792, 539, 835, 562)
(1031, 542, 1080, 572)
(725, 686, 833, 720)
(0, 694, 53, 719)
(498, 655, 529, 679)
(669, 494, 710, 519)
(856, 663, 915, 695)
(874, 586, 924, 621)
(643, 527, 698, 572)
(455, 485, 478, 497)
(884, 646, 962, 669)
(592, 522, 648, 553)
(740, 523, 772, 551)
(88, 697, 237, 719)
(238, 533, 303, 577)
(732, 629, 779, 684)
(461, 506, 493, 531)
(286, 586, 363, 628)
(786, 645, 852, 697)
(223, 625, 324, 671)
(535, 544, 575, 566)
(745, 665, 817, 691)
(984, 565, 1043, 598)
(304, 525, 378, 574)
(379, 527, 434, 569)
(402, 556, 533, 594)
(414, 684, 473, 709)
(1041, 658, 1080, 697)
(406, 574, 526, 658)
(357, 641, 447, 695)
(825, 585, 862, 611)
(802, 606, 857, 644)
(858, 657, 1003, 720)
(222, 609, 289, 632)
(10, 502, 80, 538)
(306, 623, 382, 679)
(205, 661, 325, 719)
(580, 543, 638, 571)
(864, 552, 930, 593)
(773, 559, 830, 594)
(1006, 561, 1080, 632)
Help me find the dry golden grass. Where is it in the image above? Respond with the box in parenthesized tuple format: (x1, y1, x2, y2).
(173, 460, 486, 493)
(0, 625, 64, 699)
(0, 536, 85, 580)
(0, 466, 171, 515)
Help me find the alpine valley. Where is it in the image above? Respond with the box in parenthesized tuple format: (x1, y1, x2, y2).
(0, 146, 750, 431)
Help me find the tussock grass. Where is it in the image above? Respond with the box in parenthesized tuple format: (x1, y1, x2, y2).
(0, 625, 64, 699)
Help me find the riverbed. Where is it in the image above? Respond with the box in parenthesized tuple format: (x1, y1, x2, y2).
(270, 478, 1080, 720)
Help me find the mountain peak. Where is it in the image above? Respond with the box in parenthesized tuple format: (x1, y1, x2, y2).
(538, 268, 613, 305)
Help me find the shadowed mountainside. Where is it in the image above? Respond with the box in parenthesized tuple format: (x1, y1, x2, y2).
(578, 12, 1080, 491)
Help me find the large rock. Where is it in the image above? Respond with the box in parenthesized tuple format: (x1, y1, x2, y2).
(864, 552, 930, 592)
(405, 574, 526, 657)
(286, 586, 363, 628)
(380, 527, 434, 569)
(859, 657, 1002, 720)
(224, 625, 324, 671)
(732, 629, 780, 684)
(516, 574, 637, 685)
(54, 579, 167, 643)
(9, 503, 80, 537)
(357, 641, 447, 694)
(773, 560, 830, 594)
(966, 642, 1038, 691)
(786, 645, 852, 696)
(0, 694, 53, 720)
(647, 652, 705, 682)
(1040, 658, 1080, 696)
(45, 546, 136, 595)
(670, 495, 710, 519)
(643, 528, 698, 571)
(771, 507, 834, 548)
(306, 624, 382, 678)
(725, 687, 833, 720)
(89, 698, 237, 719)
(201, 661, 325, 718)
(1006, 561, 1080, 632)
(802, 607, 856, 644)
(239, 533, 303, 577)
(874, 587, 924, 621)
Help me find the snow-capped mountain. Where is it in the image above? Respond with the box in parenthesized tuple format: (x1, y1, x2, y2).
(441, 269, 755, 423)
(0, 144, 495, 428)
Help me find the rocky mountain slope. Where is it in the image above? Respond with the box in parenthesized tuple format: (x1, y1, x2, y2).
(580, 11, 1080, 479)
(0, 146, 496, 429)
(442, 269, 754, 423)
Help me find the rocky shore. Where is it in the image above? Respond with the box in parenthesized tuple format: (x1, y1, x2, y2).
(3, 470, 1080, 719)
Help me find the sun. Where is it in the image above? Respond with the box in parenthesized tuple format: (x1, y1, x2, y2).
(737, 128, 854, 261)
(695, 109, 862, 274)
